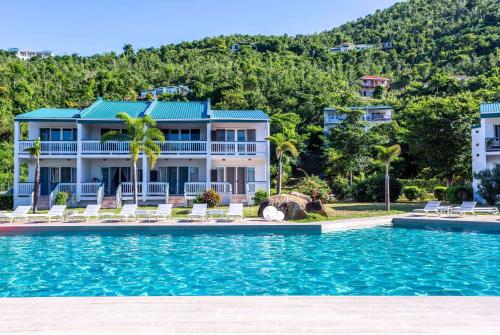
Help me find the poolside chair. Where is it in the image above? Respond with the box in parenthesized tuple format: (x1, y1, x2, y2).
(28, 205, 66, 222)
(102, 204, 137, 222)
(451, 201, 477, 216)
(151, 204, 172, 221)
(187, 204, 207, 222)
(2, 206, 31, 223)
(69, 204, 101, 222)
(472, 207, 499, 215)
(413, 201, 441, 216)
(226, 203, 244, 221)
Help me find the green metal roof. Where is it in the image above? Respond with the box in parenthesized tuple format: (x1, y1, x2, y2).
(480, 103, 500, 114)
(81, 100, 149, 119)
(210, 110, 269, 120)
(149, 101, 208, 119)
(15, 108, 81, 120)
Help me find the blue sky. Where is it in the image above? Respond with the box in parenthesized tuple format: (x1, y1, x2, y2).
(1, 0, 400, 56)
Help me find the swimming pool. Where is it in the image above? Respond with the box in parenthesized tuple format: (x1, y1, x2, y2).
(0, 227, 499, 296)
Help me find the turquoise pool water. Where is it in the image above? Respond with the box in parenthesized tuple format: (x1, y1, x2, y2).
(0, 227, 499, 297)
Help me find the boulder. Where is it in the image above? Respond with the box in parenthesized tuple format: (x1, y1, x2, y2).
(257, 194, 310, 220)
(289, 192, 312, 203)
(306, 200, 329, 217)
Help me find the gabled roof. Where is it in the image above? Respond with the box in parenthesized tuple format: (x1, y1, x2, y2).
(211, 110, 269, 120)
(359, 75, 390, 80)
(480, 103, 500, 114)
(81, 99, 149, 119)
(150, 101, 208, 120)
(15, 108, 81, 120)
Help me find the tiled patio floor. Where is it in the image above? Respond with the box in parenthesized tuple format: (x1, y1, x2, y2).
(0, 296, 499, 334)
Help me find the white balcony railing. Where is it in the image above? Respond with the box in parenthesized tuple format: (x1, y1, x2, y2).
(159, 141, 206, 154)
(19, 141, 77, 155)
(210, 182, 232, 195)
(146, 182, 169, 196)
(81, 141, 130, 154)
(184, 182, 233, 195)
(211, 142, 267, 155)
(80, 182, 101, 196)
(121, 182, 142, 195)
(18, 182, 35, 196)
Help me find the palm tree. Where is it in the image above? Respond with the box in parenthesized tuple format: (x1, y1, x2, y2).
(375, 144, 401, 211)
(101, 113, 165, 204)
(24, 138, 41, 213)
(266, 133, 299, 194)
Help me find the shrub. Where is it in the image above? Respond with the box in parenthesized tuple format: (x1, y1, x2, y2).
(446, 185, 473, 204)
(403, 186, 426, 201)
(474, 168, 500, 205)
(0, 193, 13, 210)
(330, 176, 351, 200)
(252, 189, 268, 205)
(400, 178, 442, 192)
(296, 175, 330, 201)
(353, 175, 402, 203)
(54, 191, 69, 205)
(433, 186, 447, 201)
(198, 189, 222, 208)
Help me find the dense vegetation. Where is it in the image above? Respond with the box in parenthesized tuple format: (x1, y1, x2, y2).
(0, 0, 498, 194)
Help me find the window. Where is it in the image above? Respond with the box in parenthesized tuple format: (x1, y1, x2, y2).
(50, 129, 61, 141)
(40, 128, 51, 141)
(495, 125, 500, 138)
(191, 129, 200, 140)
(62, 129, 74, 141)
(180, 129, 190, 141)
(189, 167, 199, 182)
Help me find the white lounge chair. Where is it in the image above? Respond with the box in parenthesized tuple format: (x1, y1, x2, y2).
(451, 201, 477, 216)
(28, 205, 66, 222)
(413, 201, 441, 216)
(69, 204, 101, 222)
(2, 206, 31, 223)
(472, 207, 499, 215)
(102, 204, 137, 222)
(226, 203, 244, 221)
(151, 204, 172, 221)
(188, 204, 207, 222)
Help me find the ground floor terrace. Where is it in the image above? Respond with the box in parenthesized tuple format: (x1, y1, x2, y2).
(14, 156, 270, 208)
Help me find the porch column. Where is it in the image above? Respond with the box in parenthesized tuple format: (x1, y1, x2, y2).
(76, 123, 82, 202)
(265, 120, 271, 195)
(13, 121, 20, 205)
(206, 122, 211, 190)
(142, 155, 148, 202)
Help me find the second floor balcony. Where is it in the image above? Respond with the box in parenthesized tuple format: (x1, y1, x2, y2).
(486, 138, 500, 152)
(18, 140, 77, 156)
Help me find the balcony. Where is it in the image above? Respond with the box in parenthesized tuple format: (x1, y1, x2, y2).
(211, 142, 267, 156)
(486, 138, 500, 152)
(19, 141, 77, 156)
(365, 115, 392, 122)
(81, 140, 207, 155)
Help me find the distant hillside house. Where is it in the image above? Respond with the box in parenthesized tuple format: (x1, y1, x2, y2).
(355, 44, 375, 51)
(359, 75, 390, 97)
(230, 42, 257, 52)
(381, 41, 393, 50)
(140, 85, 191, 98)
(9, 48, 53, 60)
(329, 42, 355, 53)
(323, 106, 393, 134)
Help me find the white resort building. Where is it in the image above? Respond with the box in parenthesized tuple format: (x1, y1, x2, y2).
(13, 98, 271, 208)
(323, 106, 393, 134)
(471, 102, 500, 202)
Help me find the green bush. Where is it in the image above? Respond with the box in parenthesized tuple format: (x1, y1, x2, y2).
(433, 186, 447, 201)
(252, 189, 268, 205)
(198, 189, 222, 208)
(403, 186, 426, 201)
(54, 192, 69, 205)
(400, 178, 442, 192)
(474, 168, 500, 205)
(353, 175, 402, 203)
(330, 176, 351, 200)
(296, 175, 330, 201)
(0, 193, 13, 210)
(446, 185, 473, 204)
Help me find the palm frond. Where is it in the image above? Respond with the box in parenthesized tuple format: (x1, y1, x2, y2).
(100, 130, 123, 143)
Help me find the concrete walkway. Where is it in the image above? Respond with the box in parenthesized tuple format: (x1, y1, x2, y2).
(0, 296, 499, 334)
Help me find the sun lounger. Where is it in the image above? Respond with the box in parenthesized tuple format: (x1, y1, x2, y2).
(413, 201, 441, 215)
(472, 207, 499, 215)
(151, 204, 172, 221)
(226, 203, 244, 221)
(451, 201, 477, 216)
(2, 206, 31, 223)
(101, 204, 137, 222)
(28, 205, 66, 222)
(188, 204, 207, 221)
(69, 204, 101, 222)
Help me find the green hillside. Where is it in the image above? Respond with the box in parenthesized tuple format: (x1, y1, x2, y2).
(0, 0, 498, 189)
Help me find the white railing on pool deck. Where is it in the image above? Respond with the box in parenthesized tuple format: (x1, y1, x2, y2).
(211, 141, 267, 155)
(159, 141, 206, 154)
(19, 141, 77, 155)
(81, 141, 130, 154)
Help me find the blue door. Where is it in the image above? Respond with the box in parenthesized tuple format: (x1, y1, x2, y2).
(40, 167, 50, 195)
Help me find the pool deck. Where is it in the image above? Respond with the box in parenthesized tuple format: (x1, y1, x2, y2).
(0, 296, 499, 334)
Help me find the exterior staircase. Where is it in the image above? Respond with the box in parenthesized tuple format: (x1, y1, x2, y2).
(101, 196, 118, 209)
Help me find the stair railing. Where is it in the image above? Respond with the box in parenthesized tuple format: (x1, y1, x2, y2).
(116, 184, 122, 208)
(48, 183, 60, 208)
(96, 183, 105, 205)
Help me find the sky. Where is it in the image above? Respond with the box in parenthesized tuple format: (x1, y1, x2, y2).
(1, 0, 401, 56)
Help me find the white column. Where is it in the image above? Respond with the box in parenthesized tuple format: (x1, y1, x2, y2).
(142, 155, 148, 202)
(13, 121, 20, 206)
(206, 122, 212, 190)
(265, 120, 271, 195)
(76, 123, 82, 202)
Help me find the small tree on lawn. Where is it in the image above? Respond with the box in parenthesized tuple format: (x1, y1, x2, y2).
(266, 133, 298, 194)
(24, 138, 41, 213)
(375, 144, 401, 211)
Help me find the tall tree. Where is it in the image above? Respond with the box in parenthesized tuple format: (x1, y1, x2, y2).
(101, 113, 165, 204)
(375, 144, 401, 211)
(24, 138, 41, 213)
(266, 133, 299, 194)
